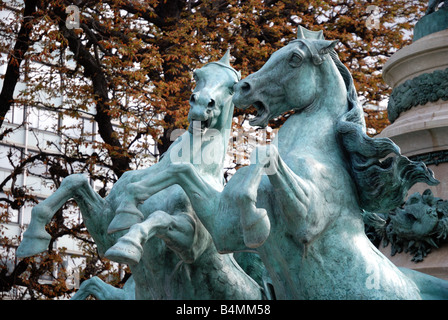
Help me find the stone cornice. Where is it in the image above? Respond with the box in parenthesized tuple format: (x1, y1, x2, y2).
(383, 29, 448, 90)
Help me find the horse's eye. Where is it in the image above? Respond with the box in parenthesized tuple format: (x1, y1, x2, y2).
(289, 53, 303, 68)
(193, 71, 199, 82)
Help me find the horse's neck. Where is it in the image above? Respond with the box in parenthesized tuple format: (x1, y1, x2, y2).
(197, 103, 233, 180)
(277, 62, 349, 162)
(192, 131, 228, 178)
(170, 103, 233, 180)
(276, 100, 348, 162)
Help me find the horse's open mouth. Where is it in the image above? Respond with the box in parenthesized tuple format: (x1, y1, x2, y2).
(188, 118, 212, 134)
(249, 101, 270, 127)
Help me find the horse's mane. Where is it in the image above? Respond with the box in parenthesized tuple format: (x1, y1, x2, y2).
(329, 49, 439, 213)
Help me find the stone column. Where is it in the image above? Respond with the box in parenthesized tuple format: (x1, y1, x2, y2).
(379, 9, 448, 200)
(378, 6, 448, 279)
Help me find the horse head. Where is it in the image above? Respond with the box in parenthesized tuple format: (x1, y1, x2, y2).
(232, 27, 342, 127)
(232, 25, 438, 222)
(188, 50, 241, 134)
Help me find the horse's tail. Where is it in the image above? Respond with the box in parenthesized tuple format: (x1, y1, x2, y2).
(336, 118, 439, 213)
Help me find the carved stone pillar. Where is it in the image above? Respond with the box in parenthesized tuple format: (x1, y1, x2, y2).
(379, 9, 448, 200)
(378, 6, 448, 279)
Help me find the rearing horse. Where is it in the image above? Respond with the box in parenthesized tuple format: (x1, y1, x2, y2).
(118, 27, 448, 299)
(16, 52, 264, 300)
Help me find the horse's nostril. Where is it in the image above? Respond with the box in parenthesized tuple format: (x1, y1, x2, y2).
(208, 99, 215, 108)
(190, 94, 196, 103)
(241, 82, 251, 93)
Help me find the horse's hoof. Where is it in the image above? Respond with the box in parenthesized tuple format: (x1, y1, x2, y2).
(105, 238, 142, 266)
(107, 211, 143, 234)
(242, 208, 271, 248)
(16, 232, 51, 258)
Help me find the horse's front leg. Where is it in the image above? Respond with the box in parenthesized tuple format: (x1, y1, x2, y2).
(237, 145, 312, 248)
(108, 163, 218, 234)
(105, 210, 198, 266)
(109, 163, 248, 252)
(17, 174, 107, 258)
(71, 276, 135, 300)
(231, 162, 271, 249)
(262, 146, 312, 219)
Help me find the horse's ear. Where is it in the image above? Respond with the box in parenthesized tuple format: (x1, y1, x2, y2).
(309, 40, 339, 65)
(219, 49, 241, 80)
(318, 40, 339, 55)
(297, 26, 324, 40)
(219, 49, 231, 66)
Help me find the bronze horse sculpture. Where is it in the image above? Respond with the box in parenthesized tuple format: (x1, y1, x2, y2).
(113, 27, 448, 299)
(17, 52, 265, 300)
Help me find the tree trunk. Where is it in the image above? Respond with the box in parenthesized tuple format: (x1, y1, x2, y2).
(0, 0, 38, 138)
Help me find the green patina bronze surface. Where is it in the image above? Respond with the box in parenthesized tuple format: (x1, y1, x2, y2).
(16, 24, 448, 300)
(365, 189, 448, 263)
(16, 53, 265, 300)
(415, 4, 448, 41)
(387, 68, 448, 123)
(109, 27, 448, 299)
